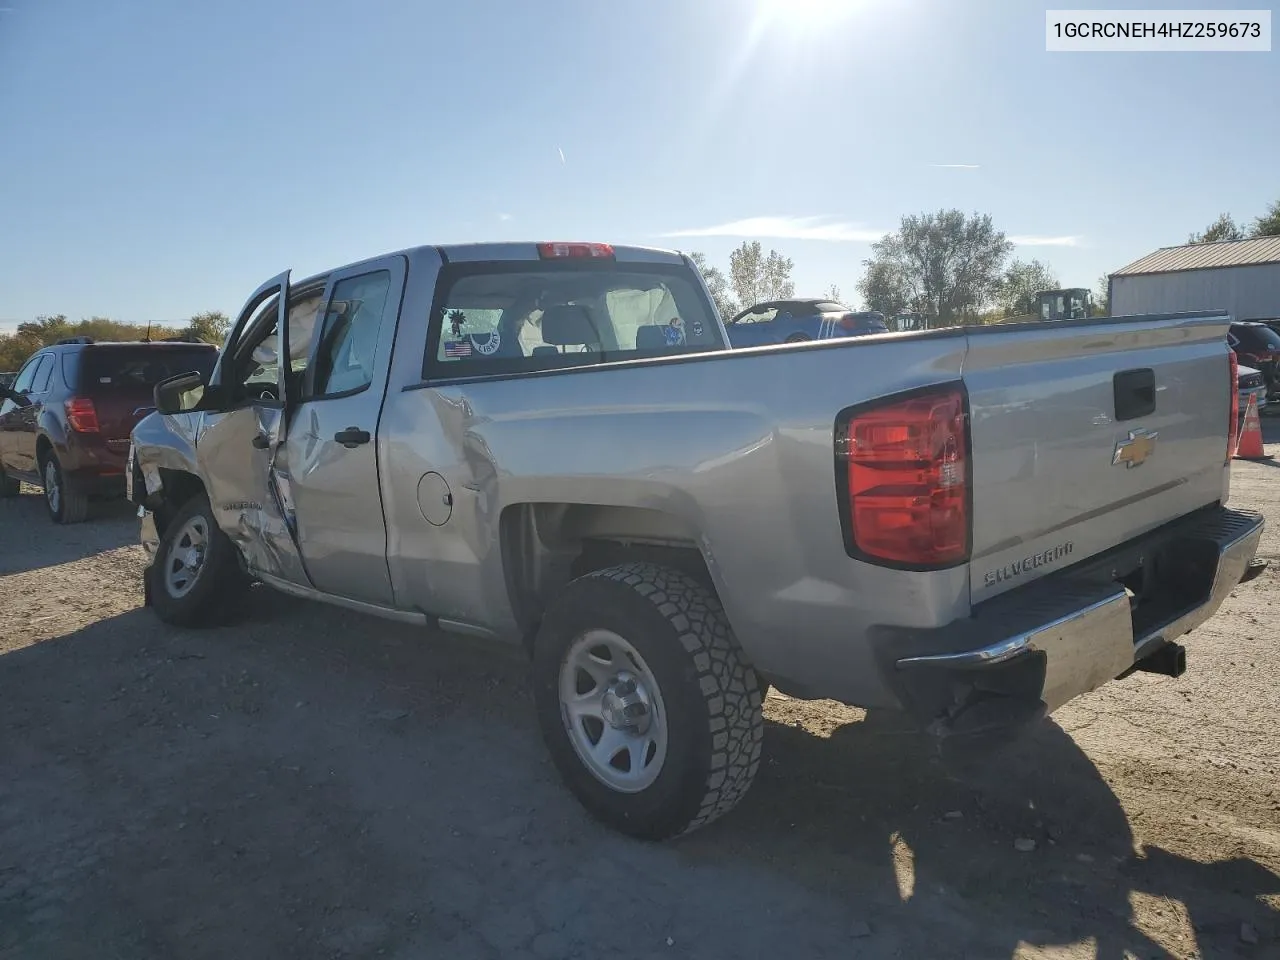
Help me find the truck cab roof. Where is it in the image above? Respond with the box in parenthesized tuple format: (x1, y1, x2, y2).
(290, 242, 688, 290)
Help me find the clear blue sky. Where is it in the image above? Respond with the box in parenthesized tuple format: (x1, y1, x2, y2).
(1, 0, 1276, 330)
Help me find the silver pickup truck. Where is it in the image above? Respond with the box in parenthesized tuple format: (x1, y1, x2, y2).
(129, 241, 1264, 840)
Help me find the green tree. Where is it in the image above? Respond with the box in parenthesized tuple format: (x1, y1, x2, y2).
(857, 209, 1012, 325)
(0, 330, 45, 370)
(0, 314, 184, 371)
(1095, 273, 1111, 316)
(1251, 199, 1280, 238)
(998, 259, 1059, 317)
(728, 241, 795, 308)
(15, 314, 72, 342)
(687, 251, 739, 319)
(857, 260, 911, 316)
(184, 310, 231, 344)
(1188, 212, 1243, 244)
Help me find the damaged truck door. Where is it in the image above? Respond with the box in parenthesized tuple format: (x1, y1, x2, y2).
(195, 270, 312, 588)
(271, 258, 405, 607)
(187, 260, 406, 606)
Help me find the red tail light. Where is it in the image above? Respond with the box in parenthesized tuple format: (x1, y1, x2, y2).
(537, 242, 614, 260)
(65, 397, 100, 433)
(836, 385, 970, 568)
(838, 314, 858, 330)
(1228, 350, 1240, 461)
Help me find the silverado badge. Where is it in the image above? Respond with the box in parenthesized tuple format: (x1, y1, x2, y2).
(1112, 428, 1158, 469)
(983, 542, 1074, 588)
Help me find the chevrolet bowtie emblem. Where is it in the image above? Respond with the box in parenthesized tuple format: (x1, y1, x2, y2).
(1113, 428, 1158, 468)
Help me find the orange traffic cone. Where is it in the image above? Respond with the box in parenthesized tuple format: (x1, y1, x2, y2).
(1235, 393, 1269, 460)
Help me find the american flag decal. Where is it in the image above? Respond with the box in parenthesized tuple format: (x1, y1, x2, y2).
(443, 340, 472, 358)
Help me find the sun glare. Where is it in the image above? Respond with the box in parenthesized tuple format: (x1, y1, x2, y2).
(756, 0, 859, 26)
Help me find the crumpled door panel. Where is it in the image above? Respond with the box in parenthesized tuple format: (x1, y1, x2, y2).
(199, 403, 311, 588)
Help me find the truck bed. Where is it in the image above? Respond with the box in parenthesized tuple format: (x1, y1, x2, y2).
(378, 308, 1236, 708)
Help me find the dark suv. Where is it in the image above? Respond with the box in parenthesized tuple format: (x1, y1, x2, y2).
(1228, 322, 1280, 399)
(0, 338, 217, 522)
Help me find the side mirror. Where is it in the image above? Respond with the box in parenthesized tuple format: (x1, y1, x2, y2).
(154, 370, 208, 415)
(0, 385, 32, 408)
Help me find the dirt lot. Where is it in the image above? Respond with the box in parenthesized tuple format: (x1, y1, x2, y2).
(3, 436, 1279, 960)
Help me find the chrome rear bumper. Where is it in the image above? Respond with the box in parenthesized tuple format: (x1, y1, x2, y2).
(891, 506, 1263, 733)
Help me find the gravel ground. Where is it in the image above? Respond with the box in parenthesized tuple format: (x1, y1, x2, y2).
(2, 433, 1278, 959)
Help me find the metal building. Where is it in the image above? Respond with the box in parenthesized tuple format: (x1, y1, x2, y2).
(1109, 236, 1280, 321)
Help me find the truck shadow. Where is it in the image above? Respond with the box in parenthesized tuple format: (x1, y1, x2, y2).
(1, 603, 1274, 959)
(680, 707, 1279, 958)
(0, 489, 139, 576)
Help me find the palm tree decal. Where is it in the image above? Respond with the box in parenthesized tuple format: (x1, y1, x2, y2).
(448, 310, 467, 338)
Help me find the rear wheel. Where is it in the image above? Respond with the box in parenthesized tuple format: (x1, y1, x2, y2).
(532, 562, 763, 840)
(41, 453, 88, 524)
(148, 493, 246, 627)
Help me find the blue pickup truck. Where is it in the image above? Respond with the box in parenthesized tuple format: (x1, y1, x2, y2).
(723, 299, 888, 348)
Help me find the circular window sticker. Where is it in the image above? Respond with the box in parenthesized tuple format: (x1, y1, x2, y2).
(475, 330, 502, 356)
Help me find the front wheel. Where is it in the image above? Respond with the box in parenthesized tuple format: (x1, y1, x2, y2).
(532, 563, 764, 840)
(148, 494, 246, 627)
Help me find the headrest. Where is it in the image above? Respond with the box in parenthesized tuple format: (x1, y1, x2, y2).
(541, 305, 598, 345)
(635, 325, 672, 350)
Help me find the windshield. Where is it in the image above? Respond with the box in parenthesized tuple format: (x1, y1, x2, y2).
(428, 262, 722, 375)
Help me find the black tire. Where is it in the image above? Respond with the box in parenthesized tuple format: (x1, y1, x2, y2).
(40, 452, 88, 524)
(148, 493, 246, 627)
(784, 333, 811, 343)
(755, 670, 772, 701)
(0, 465, 19, 498)
(532, 562, 763, 840)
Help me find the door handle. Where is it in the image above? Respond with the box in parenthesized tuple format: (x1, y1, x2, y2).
(334, 427, 371, 449)
(251, 434, 271, 450)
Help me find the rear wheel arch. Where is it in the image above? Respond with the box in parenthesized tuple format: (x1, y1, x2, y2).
(499, 502, 718, 648)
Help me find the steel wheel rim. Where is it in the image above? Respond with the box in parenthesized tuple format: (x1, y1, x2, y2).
(164, 515, 210, 598)
(44, 461, 60, 513)
(559, 629, 669, 794)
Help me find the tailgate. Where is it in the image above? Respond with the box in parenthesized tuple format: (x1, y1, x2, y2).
(81, 345, 217, 441)
(95, 387, 157, 441)
(963, 313, 1232, 600)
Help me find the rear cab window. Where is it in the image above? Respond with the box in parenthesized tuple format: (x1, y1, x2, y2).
(425, 259, 723, 377)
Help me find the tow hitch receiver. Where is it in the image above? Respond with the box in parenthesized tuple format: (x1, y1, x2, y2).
(1135, 641, 1187, 678)
(1240, 557, 1269, 584)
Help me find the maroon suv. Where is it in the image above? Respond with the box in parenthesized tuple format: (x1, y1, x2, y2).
(0, 338, 218, 523)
